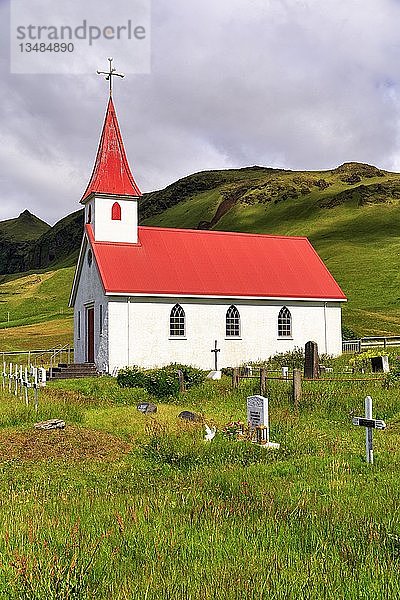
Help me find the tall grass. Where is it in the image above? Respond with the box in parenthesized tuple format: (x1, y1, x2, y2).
(0, 370, 399, 598)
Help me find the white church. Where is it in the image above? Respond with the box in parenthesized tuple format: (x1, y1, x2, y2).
(70, 82, 346, 373)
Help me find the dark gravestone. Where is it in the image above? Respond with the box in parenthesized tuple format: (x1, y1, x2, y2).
(304, 341, 319, 379)
(178, 411, 202, 422)
(137, 402, 157, 414)
(371, 356, 390, 373)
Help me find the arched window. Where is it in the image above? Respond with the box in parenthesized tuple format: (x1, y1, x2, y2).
(170, 304, 185, 337)
(111, 202, 121, 221)
(86, 205, 92, 224)
(278, 307, 292, 337)
(226, 305, 240, 337)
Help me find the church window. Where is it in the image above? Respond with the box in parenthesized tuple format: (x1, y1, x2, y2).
(77, 310, 81, 340)
(112, 202, 121, 220)
(226, 305, 240, 337)
(87, 249, 93, 267)
(278, 307, 292, 337)
(86, 205, 92, 223)
(170, 304, 185, 337)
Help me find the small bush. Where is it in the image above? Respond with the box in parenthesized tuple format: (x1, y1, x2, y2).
(116, 363, 205, 400)
(172, 363, 205, 389)
(145, 367, 180, 399)
(342, 325, 358, 340)
(117, 366, 147, 389)
(350, 349, 390, 373)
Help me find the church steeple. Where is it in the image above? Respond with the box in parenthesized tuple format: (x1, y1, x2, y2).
(81, 61, 141, 244)
(81, 96, 141, 202)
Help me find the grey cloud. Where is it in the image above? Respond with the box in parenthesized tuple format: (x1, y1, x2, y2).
(1, 0, 400, 223)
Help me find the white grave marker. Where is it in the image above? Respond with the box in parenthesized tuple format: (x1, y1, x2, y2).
(246, 395, 280, 449)
(352, 396, 386, 464)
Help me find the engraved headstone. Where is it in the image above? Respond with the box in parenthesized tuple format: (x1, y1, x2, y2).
(246, 395, 280, 449)
(247, 395, 269, 429)
(304, 341, 319, 379)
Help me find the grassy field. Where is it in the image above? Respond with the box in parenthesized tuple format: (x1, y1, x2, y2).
(0, 354, 400, 598)
(0, 267, 74, 350)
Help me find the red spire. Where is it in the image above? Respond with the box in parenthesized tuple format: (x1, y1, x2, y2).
(81, 97, 141, 202)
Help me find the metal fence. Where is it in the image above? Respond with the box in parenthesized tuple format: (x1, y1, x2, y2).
(0, 345, 73, 369)
(342, 337, 400, 354)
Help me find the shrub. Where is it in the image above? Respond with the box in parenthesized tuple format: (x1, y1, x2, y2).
(350, 349, 389, 373)
(117, 366, 147, 389)
(145, 367, 180, 399)
(116, 363, 205, 399)
(342, 325, 358, 340)
(172, 363, 205, 388)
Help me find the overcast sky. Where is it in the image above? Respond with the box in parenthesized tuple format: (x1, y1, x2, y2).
(1, 0, 400, 224)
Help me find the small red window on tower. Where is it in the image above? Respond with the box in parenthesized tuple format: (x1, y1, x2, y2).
(111, 202, 121, 221)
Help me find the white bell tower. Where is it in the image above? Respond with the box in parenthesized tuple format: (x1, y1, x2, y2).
(80, 60, 141, 245)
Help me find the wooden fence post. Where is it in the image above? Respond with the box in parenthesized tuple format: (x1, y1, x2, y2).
(177, 370, 185, 393)
(260, 368, 267, 396)
(232, 368, 239, 389)
(293, 369, 302, 410)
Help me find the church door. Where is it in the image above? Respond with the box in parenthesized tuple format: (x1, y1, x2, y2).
(86, 307, 95, 363)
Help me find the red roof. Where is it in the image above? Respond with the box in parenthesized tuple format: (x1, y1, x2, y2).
(86, 225, 346, 300)
(81, 97, 141, 202)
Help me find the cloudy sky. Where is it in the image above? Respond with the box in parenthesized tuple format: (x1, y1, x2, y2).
(1, 0, 400, 224)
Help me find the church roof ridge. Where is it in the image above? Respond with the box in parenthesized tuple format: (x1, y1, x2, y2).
(81, 96, 141, 202)
(137, 225, 309, 241)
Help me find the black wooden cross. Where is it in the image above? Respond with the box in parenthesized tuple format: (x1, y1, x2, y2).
(211, 340, 220, 371)
(97, 58, 124, 97)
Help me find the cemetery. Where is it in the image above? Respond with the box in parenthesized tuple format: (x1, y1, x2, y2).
(0, 341, 399, 597)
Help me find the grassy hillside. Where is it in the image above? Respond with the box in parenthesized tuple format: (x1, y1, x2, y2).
(2, 161, 400, 350)
(0, 209, 50, 242)
(142, 163, 400, 337)
(0, 267, 74, 350)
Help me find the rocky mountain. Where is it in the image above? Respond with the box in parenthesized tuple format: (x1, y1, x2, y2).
(0, 210, 83, 275)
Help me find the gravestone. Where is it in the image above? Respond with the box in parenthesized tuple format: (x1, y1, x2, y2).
(178, 411, 202, 422)
(246, 395, 280, 448)
(137, 402, 157, 414)
(371, 356, 390, 373)
(247, 395, 269, 429)
(304, 341, 319, 379)
(34, 419, 66, 430)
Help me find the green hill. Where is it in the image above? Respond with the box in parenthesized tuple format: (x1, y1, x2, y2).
(142, 162, 400, 337)
(0, 209, 50, 242)
(2, 161, 400, 349)
(0, 210, 83, 275)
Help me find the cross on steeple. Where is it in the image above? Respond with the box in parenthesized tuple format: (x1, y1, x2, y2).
(97, 58, 124, 97)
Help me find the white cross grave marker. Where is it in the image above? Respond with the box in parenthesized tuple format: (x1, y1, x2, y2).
(352, 396, 386, 464)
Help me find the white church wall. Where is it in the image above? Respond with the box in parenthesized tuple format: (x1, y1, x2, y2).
(92, 196, 138, 243)
(73, 243, 109, 370)
(107, 296, 343, 372)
